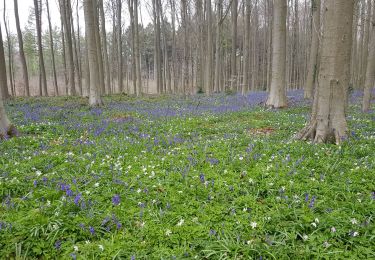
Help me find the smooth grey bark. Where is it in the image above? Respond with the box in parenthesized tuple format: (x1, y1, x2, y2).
(297, 0, 355, 144)
(0, 24, 9, 99)
(242, 0, 251, 95)
(14, 0, 30, 97)
(266, 0, 288, 108)
(362, 0, 375, 112)
(304, 0, 321, 99)
(34, 0, 48, 96)
(99, 0, 111, 94)
(46, 0, 59, 96)
(84, 0, 103, 106)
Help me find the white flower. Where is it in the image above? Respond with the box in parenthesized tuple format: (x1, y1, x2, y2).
(323, 241, 330, 248)
(73, 245, 79, 251)
(239, 156, 244, 161)
(94, 183, 99, 187)
(311, 222, 317, 228)
(165, 229, 172, 236)
(350, 218, 358, 225)
(177, 219, 184, 226)
(250, 222, 257, 229)
(302, 234, 308, 241)
(98, 245, 104, 251)
(331, 227, 336, 233)
(137, 188, 142, 193)
(314, 218, 319, 224)
(36, 170, 42, 176)
(85, 240, 90, 244)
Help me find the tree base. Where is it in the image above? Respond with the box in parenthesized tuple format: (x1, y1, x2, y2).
(296, 120, 348, 145)
(0, 125, 18, 140)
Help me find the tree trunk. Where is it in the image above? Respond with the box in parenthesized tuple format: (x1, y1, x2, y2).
(14, 0, 30, 97)
(153, 0, 163, 95)
(304, 0, 321, 99)
(59, 0, 76, 96)
(99, 0, 111, 95)
(117, 0, 123, 92)
(3, 0, 14, 97)
(242, 0, 251, 95)
(134, 0, 142, 95)
(0, 24, 9, 99)
(362, 0, 375, 112)
(34, 0, 48, 96)
(214, 0, 223, 93)
(297, 0, 354, 144)
(205, 0, 213, 95)
(266, 0, 288, 108)
(231, 0, 238, 91)
(84, 0, 103, 106)
(46, 0, 59, 96)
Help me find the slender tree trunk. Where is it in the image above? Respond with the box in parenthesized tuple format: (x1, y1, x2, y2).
(153, 0, 163, 94)
(231, 0, 238, 91)
(46, 0, 59, 96)
(134, 0, 142, 95)
(242, 0, 251, 95)
(205, 0, 213, 96)
(61, 20, 68, 94)
(297, 0, 354, 144)
(266, 0, 288, 108)
(214, 0, 223, 93)
(14, 0, 30, 97)
(362, 0, 375, 112)
(304, 0, 321, 99)
(59, 0, 76, 96)
(34, 0, 48, 96)
(3, 0, 14, 97)
(84, 0, 103, 106)
(117, 0, 123, 92)
(99, 0, 111, 95)
(181, 0, 189, 95)
(0, 24, 9, 99)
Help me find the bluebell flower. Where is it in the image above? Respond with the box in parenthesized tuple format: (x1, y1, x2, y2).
(89, 226, 95, 235)
(199, 173, 205, 183)
(55, 240, 62, 250)
(112, 194, 120, 206)
(308, 196, 316, 208)
(74, 193, 81, 206)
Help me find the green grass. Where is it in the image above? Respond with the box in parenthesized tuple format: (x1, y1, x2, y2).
(0, 95, 374, 259)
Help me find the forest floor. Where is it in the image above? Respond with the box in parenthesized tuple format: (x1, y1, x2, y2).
(0, 90, 374, 259)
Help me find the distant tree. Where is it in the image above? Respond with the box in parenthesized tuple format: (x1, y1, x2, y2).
(46, 0, 59, 96)
(14, 0, 30, 97)
(34, 0, 48, 96)
(0, 22, 9, 99)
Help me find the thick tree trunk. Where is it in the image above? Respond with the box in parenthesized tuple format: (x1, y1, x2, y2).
(14, 0, 30, 97)
(84, 0, 103, 106)
(297, 0, 354, 144)
(266, 0, 288, 108)
(362, 0, 375, 112)
(304, 0, 320, 99)
(46, 0, 59, 96)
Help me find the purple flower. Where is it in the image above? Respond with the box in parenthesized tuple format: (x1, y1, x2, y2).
(112, 194, 120, 206)
(55, 240, 62, 250)
(74, 193, 81, 206)
(199, 173, 205, 183)
(89, 226, 95, 235)
(304, 193, 309, 202)
(33, 180, 38, 187)
(308, 196, 316, 208)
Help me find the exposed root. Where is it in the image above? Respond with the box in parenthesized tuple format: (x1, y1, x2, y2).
(0, 125, 18, 140)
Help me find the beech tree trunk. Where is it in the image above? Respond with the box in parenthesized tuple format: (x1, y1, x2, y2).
(3, 0, 14, 97)
(134, 0, 142, 95)
(46, 0, 59, 96)
(14, 0, 30, 97)
(231, 0, 238, 91)
(0, 24, 9, 100)
(242, 0, 251, 95)
(362, 0, 375, 112)
(34, 0, 48, 96)
(304, 0, 321, 99)
(266, 0, 288, 108)
(99, 0, 111, 94)
(84, 0, 103, 106)
(117, 0, 123, 92)
(297, 0, 354, 144)
(214, 0, 223, 93)
(205, 0, 213, 96)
